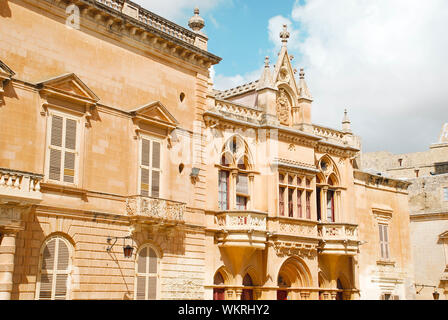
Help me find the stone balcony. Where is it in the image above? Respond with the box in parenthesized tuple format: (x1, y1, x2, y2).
(0, 168, 43, 204)
(126, 196, 186, 227)
(317, 223, 359, 255)
(215, 210, 268, 249)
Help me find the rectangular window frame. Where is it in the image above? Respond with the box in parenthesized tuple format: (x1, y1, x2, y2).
(138, 135, 162, 198)
(44, 110, 81, 186)
(379, 223, 390, 261)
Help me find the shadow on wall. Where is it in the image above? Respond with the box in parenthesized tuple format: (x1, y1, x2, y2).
(0, 0, 12, 18)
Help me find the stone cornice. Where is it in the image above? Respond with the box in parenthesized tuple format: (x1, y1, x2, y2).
(410, 211, 448, 221)
(354, 169, 411, 192)
(26, 0, 221, 69)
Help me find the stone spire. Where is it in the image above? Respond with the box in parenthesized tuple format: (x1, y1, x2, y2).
(257, 56, 274, 89)
(280, 24, 290, 47)
(297, 68, 312, 100)
(342, 109, 352, 133)
(188, 8, 205, 33)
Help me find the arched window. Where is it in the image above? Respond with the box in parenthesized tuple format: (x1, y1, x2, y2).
(36, 236, 72, 300)
(241, 274, 254, 300)
(316, 156, 340, 223)
(218, 136, 253, 211)
(135, 245, 159, 300)
(213, 272, 225, 300)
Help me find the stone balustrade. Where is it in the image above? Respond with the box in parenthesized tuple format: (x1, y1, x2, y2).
(95, 0, 196, 45)
(313, 125, 345, 143)
(0, 169, 43, 203)
(215, 100, 263, 123)
(215, 211, 268, 249)
(215, 211, 267, 232)
(317, 223, 359, 255)
(126, 196, 185, 224)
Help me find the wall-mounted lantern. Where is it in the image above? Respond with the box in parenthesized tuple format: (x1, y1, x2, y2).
(106, 236, 134, 259)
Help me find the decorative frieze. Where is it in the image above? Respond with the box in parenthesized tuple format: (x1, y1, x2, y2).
(126, 196, 186, 224)
(270, 240, 317, 259)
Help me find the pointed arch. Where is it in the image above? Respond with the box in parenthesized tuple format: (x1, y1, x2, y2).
(214, 266, 232, 285)
(318, 271, 330, 289)
(318, 154, 341, 181)
(242, 265, 260, 286)
(277, 256, 312, 288)
(220, 134, 254, 171)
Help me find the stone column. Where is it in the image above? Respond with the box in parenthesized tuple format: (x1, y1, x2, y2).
(226, 289, 235, 300)
(335, 190, 342, 222)
(254, 289, 262, 300)
(248, 174, 255, 211)
(322, 187, 328, 222)
(300, 291, 310, 300)
(230, 170, 238, 210)
(0, 231, 18, 300)
(235, 289, 243, 300)
(330, 291, 337, 300)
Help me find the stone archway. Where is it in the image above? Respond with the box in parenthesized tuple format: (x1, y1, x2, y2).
(277, 257, 312, 300)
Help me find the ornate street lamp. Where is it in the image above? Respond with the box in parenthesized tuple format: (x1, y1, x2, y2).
(106, 236, 134, 259)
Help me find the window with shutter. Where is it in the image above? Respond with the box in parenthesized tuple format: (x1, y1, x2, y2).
(140, 138, 162, 198)
(47, 113, 79, 184)
(379, 224, 390, 260)
(135, 245, 159, 300)
(36, 237, 71, 300)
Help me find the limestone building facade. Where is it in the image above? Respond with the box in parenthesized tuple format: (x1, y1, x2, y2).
(363, 125, 448, 300)
(0, 0, 415, 300)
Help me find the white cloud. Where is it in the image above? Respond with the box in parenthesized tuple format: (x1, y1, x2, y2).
(213, 67, 263, 91)
(289, 0, 448, 153)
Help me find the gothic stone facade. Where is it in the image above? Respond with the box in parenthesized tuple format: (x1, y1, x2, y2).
(0, 0, 414, 300)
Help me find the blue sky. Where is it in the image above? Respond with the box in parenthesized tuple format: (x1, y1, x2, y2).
(135, 0, 448, 155)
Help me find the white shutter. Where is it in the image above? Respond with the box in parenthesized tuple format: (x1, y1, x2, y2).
(140, 138, 161, 198)
(48, 114, 78, 184)
(37, 237, 71, 300)
(135, 246, 158, 300)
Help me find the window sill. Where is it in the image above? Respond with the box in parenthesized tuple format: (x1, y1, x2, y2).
(40, 182, 87, 196)
(376, 260, 395, 267)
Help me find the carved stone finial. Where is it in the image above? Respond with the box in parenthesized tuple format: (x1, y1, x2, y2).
(342, 108, 352, 133)
(299, 68, 305, 79)
(280, 24, 290, 46)
(188, 7, 205, 32)
(264, 56, 270, 68)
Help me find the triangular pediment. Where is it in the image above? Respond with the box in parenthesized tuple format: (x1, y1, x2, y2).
(0, 60, 15, 80)
(130, 101, 178, 128)
(38, 73, 99, 103)
(440, 231, 448, 239)
(272, 48, 299, 96)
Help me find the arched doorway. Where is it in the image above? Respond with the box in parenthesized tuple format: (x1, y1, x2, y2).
(277, 257, 312, 300)
(241, 274, 253, 300)
(213, 272, 225, 300)
(277, 274, 290, 300)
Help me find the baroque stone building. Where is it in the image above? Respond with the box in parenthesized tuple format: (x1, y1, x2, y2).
(363, 124, 448, 300)
(0, 0, 414, 300)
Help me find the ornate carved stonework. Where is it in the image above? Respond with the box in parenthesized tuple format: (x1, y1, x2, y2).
(271, 240, 317, 259)
(126, 196, 185, 223)
(276, 88, 291, 125)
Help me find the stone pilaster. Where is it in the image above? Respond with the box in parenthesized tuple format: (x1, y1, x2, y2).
(0, 231, 18, 300)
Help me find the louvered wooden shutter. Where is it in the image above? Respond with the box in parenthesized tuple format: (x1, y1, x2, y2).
(135, 246, 158, 300)
(151, 141, 160, 198)
(48, 114, 77, 183)
(140, 139, 161, 198)
(38, 238, 70, 300)
(63, 119, 77, 183)
(49, 115, 63, 181)
(379, 224, 390, 260)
